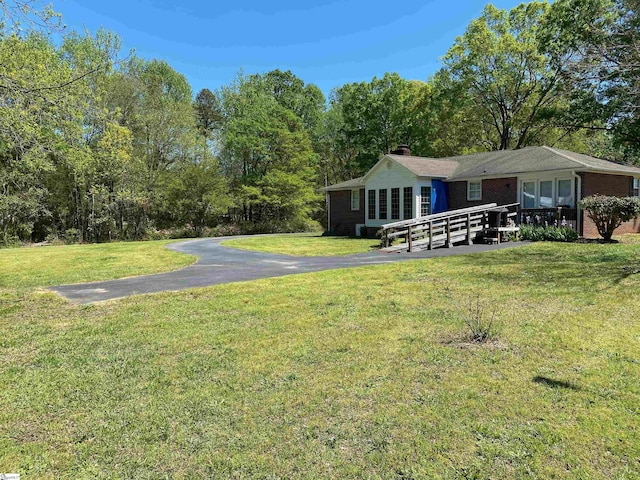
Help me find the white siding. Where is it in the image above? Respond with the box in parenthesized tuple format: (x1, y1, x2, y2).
(364, 158, 430, 227)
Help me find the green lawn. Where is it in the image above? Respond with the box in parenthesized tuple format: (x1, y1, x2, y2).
(0, 240, 195, 289)
(1, 240, 640, 478)
(221, 232, 380, 256)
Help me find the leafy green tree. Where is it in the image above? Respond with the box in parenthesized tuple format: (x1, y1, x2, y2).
(439, 2, 577, 151)
(0, 32, 85, 244)
(217, 73, 321, 228)
(259, 69, 326, 135)
(328, 73, 435, 174)
(194, 88, 223, 139)
(545, 0, 640, 156)
(315, 105, 360, 185)
(157, 147, 230, 236)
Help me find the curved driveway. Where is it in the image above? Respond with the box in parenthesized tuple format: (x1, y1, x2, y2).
(50, 236, 525, 304)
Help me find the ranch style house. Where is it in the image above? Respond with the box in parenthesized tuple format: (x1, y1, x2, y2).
(323, 146, 640, 238)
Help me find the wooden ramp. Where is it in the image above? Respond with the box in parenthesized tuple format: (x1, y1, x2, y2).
(380, 203, 519, 253)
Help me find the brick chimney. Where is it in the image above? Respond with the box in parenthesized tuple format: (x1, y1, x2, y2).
(391, 144, 411, 156)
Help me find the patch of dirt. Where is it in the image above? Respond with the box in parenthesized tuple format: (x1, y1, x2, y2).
(621, 265, 640, 274)
(576, 238, 619, 244)
(440, 334, 510, 351)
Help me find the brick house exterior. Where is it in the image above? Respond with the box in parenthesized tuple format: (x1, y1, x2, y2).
(324, 147, 640, 238)
(327, 188, 365, 236)
(448, 177, 518, 210)
(580, 172, 640, 237)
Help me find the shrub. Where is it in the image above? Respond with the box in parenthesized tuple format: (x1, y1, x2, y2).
(203, 224, 242, 238)
(461, 294, 501, 343)
(519, 225, 578, 242)
(579, 195, 640, 241)
(63, 228, 82, 244)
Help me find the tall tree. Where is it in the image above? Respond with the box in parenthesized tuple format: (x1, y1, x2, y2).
(545, 0, 640, 156)
(328, 72, 435, 175)
(0, 32, 85, 244)
(439, 2, 577, 151)
(216, 73, 321, 228)
(194, 88, 222, 140)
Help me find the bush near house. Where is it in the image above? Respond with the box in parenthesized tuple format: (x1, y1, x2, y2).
(579, 195, 640, 241)
(519, 225, 579, 242)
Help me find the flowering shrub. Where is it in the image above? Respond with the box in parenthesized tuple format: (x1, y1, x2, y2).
(579, 195, 640, 241)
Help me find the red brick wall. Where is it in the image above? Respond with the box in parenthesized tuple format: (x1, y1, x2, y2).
(329, 189, 365, 236)
(448, 177, 518, 210)
(581, 172, 640, 237)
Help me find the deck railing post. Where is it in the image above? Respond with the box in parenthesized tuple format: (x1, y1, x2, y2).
(466, 213, 473, 245)
(446, 218, 452, 248)
(407, 225, 413, 252)
(428, 221, 433, 250)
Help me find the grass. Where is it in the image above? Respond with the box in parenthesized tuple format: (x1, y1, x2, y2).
(221, 232, 380, 256)
(0, 240, 195, 289)
(1, 239, 640, 478)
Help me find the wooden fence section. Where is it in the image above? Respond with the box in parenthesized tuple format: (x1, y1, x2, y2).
(380, 203, 520, 253)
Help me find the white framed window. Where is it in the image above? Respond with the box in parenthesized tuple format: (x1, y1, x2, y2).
(420, 186, 432, 216)
(379, 189, 388, 219)
(539, 180, 553, 208)
(467, 181, 482, 201)
(521, 178, 574, 208)
(350, 189, 360, 210)
(557, 179, 573, 206)
(633, 178, 640, 197)
(368, 189, 376, 220)
(522, 181, 536, 208)
(403, 187, 414, 220)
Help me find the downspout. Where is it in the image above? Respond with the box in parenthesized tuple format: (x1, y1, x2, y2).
(572, 171, 582, 236)
(326, 192, 331, 233)
(325, 173, 331, 233)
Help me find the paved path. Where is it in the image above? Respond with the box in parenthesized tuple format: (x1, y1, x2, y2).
(50, 236, 526, 304)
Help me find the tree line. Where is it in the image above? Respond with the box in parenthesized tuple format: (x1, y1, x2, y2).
(1, 0, 638, 245)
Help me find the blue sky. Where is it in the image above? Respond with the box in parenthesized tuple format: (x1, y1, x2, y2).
(55, 0, 527, 97)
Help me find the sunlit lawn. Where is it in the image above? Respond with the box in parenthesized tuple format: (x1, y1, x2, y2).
(1, 238, 639, 478)
(0, 240, 195, 289)
(221, 232, 380, 256)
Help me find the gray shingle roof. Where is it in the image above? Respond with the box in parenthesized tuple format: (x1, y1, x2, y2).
(324, 146, 640, 191)
(444, 146, 640, 179)
(322, 176, 365, 192)
(387, 154, 459, 178)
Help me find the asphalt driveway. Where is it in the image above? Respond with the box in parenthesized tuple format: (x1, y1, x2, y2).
(50, 236, 526, 304)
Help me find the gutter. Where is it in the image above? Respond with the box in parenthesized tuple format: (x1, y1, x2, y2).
(572, 171, 582, 236)
(326, 193, 331, 232)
